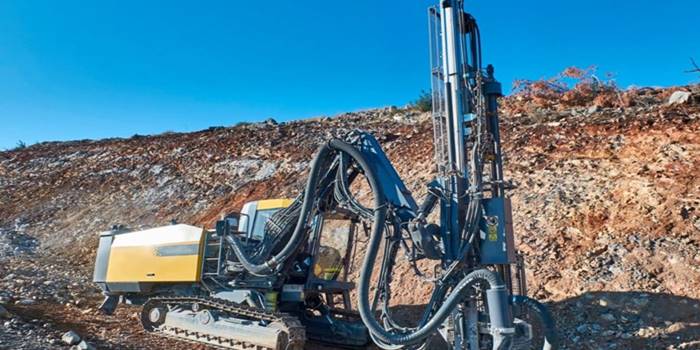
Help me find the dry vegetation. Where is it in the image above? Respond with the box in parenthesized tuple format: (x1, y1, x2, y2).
(501, 66, 697, 116)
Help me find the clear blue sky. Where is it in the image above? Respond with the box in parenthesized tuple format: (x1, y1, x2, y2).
(1, 0, 698, 149)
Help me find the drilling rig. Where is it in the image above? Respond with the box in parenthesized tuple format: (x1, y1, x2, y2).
(93, 1, 558, 349)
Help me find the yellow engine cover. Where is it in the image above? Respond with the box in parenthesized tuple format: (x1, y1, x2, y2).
(105, 224, 205, 283)
(256, 198, 294, 210)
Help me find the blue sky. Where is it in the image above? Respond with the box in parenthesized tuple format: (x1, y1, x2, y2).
(1, 0, 698, 149)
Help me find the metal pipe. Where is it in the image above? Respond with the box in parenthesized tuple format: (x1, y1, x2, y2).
(485, 65, 505, 197)
(441, 0, 467, 175)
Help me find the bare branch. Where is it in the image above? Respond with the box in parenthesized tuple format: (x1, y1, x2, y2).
(686, 57, 700, 73)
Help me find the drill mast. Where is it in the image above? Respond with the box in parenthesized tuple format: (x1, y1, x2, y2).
(430, 0, 505, 262)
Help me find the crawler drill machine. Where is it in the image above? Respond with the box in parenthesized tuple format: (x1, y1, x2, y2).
(93, 1, 558, 349)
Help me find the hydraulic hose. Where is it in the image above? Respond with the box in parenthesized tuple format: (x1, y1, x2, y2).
(334, 152, 373, 218)
(325, 139, 514, 347)
(226, 143, 334, 276)
(228, 135, 517, 348)
(511, 295, 558, 350)
(360, 267, 512, 346)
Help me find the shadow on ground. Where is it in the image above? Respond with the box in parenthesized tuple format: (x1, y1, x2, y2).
(7, 290, 700, 349)
(389, 291, 700, 349)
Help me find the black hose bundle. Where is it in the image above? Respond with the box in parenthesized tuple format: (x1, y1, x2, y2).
(226, 143, 335, 276)
(245, 197, 303, 263)
(334, 152, 373, 219)
(226, 137, 383, 276)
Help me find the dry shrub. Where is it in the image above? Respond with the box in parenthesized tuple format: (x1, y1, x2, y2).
(619, 88, 639, 108)
(502, 66, 624, 115)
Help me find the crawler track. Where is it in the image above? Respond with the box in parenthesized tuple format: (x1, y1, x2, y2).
(141, 296, 305, 350)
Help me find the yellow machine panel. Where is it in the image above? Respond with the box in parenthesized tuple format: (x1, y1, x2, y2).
(105, 224, 205, 283)
(256, 198, 294, 210)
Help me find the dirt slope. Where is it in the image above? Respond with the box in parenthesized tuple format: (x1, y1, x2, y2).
(1, 86, 699, 349)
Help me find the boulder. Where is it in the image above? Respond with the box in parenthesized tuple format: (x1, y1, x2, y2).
(62, 330, 81, 345)
(70, 340, 96, 350)
(0, 304, 11, 319)
(587, 105, 601, 115)
(668, 91, 692, 105)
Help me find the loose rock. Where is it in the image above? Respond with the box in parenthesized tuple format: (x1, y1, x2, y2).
(62, 330, 82, 345)
(0, 304, 11, 318)
(70, 340, 96, 350)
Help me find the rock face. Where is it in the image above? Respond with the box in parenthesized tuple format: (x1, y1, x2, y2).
(0, 86, 699, 349)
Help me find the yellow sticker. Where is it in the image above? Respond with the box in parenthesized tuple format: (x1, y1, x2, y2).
(487, 223, 499, 241)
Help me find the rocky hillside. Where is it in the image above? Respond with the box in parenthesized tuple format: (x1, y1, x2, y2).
(1, 84, 698, 349)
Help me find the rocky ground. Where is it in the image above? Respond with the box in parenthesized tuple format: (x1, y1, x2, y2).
(1, 85, 699, 349)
